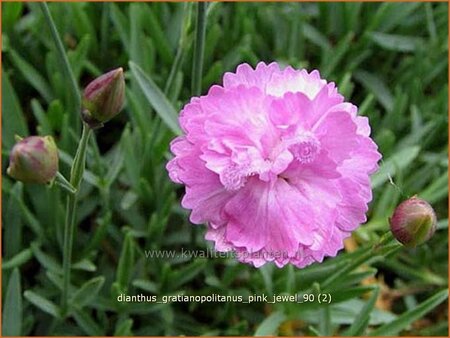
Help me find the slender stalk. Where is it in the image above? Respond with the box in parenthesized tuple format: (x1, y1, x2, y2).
(39, 2, 93, 319)
(165, 3, 191, 95)
(189, 2, 207, 247)
(40, 2, 81, 130)
(321, 232, 398, 291)
(191, 2, 207, 96)
(165, 43, 185, 95)
(61, 124, 92, 316)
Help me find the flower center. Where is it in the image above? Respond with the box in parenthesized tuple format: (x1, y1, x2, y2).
(220, 164, 249, 191)
(217, 133, 319, 190)
(288, 132, 320, 164)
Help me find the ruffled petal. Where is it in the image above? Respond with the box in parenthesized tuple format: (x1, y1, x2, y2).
(224, 178, 318, 256)
(223, 62, 281, 91)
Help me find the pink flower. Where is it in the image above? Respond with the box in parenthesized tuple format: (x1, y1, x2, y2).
(167, 62, 381, 268)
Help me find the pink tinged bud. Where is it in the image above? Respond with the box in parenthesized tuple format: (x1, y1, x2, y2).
(389, 196, 437, 248)
(82, 67, 125, 128)
(7, 136, 59, 184)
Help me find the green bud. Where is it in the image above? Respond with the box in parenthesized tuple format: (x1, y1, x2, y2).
(82, 67, 125, 128)
(389, 196, 437, 248)
(7, 136, 59, 184)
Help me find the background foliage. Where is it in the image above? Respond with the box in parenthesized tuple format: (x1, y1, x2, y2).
(2, 2, 449, 336)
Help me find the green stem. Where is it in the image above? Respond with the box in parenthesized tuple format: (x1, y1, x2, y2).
(191, 2, 207, 96)
(165, 3, 191, 95)
(189, 2, 206, 249)
(165, 42, 185, 95)
(39, 2, 81, 130)
(321, 232, 399, 291)
(61, 124, 92, 316)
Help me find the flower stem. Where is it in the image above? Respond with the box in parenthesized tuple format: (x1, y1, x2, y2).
(191, 2, 207, 96)
(165, 3, 191, 96)
(189, 2, 207, 248)
(39, 2, 81, 130)
(61, 123, 92, 316)
(321, 232, 399, 291)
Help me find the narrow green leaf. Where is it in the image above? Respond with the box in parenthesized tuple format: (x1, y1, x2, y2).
(70, 3, 97, 50)
(376, 3, 422, 33)
(371, 146, 420, 189)
(132, 279, 159, 293)
(72, 259, 97, 272)
(142, 6, 174, 65)
(254, 311, 286, 336)
(322, 32, 354, 76)
(68, 34, 91, 80)
(191, 2, 207, 96)
(24, 290, 60, 318)
(31, 99, 53, 135)
(321, 248, 380, 291)
(39, 2, 80, 130)
(110, 3, 130, 50)
(370, 289, 448, 336)
(2, 248, 33, 270)
(30, 242, 62, 274)
(70, 276, 105, 309)
(330, 269, 377, 290)
(419, 172, 448, 204)
(330, 286, 378, 305)
(302, 23, 331, 50)
(425, 3, 437, 41)
(116, 232, 135, 291)
(72, 308, 104, 336)
(129, 61, 182, 134)
(369, 32, 423, 52)
(8, 49, 54, 102)
(2, 69, 28, 149)
(8, 188, 44, 239)
(121, 190, 139, 210)
(344, 286, 379, 336)
(307, 325, 321, 336)
(104, 147, 124, 188)
(4, 183, 23, 258)
(2, 268, 22, 336)
(126, 86, 152, 134)
(114, 318, 134, 336)
(170, 259, 206, 289)
(259, 265, 274, 296)
(166, 3, 192, 95)
(129, 4, 145, 68)
(2, 2, 23, 31)
(319, 306, 332, 336)
(58, 150, 100, 187)
(354, 70, 394, 111)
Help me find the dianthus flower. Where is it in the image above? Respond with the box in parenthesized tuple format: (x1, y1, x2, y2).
(167, 62, 381, 268)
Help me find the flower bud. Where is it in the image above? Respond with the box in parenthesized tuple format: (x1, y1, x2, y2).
(7, 136, 59, 184)
(389, 196, 437, 247)
(82, 67, 125, 128)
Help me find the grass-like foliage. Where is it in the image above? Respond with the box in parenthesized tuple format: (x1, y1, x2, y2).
(2, 2, 448, 336)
